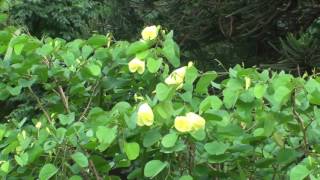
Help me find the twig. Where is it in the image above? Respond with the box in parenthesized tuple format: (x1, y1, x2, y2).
(57, 85, 70, 113)
(88, 157, 102, 180)
(79, 81, 100, 121)
(292, 90, 308, 153)
(28, 86, 52, 123)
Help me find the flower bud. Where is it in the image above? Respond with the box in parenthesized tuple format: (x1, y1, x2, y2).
(141, 25, 158, 41)
(174, 116, 192, 133)
(137, 103, 154, 126)
(165, 66, 187, 86)
(186, 112, 205, 131)
(128, 58, 145, 74)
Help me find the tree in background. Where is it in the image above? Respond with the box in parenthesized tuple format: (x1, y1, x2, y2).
(6, 0, 320, 71)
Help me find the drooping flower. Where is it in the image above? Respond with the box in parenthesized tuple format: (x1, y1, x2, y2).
(174, 116, 193, 133)
(128, 58, 145, 74)
(137, 103, 154, 126)
(165, 66, 187, 87)
(186, 112, 206, 131)
(141, 25, 158, 41)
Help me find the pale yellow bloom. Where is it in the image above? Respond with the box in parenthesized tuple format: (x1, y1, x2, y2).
(174, 116, 192, 133)
(128, 58, 145, 74)
(35, 122, 42, 129)
(245, 76, 251, 90)
(141, 25, 158, 41)
(186, 112, 206, 131)
(165, 66, 187, 86)
(137, 103, 154, 126)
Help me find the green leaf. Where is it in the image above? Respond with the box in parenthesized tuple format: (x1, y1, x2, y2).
(274, 86, 291, 104)
(14, 153, 29, 167)
(96, 126, 117, 151)
(199, 96, 223, 114)
(195, 71, 217, 94)
(254, 84, 267, 99)
(0, 161, 10, 174)
(84, 63, 101, 77)
(58, 112, 75, 125)
(36, 44, 54, 56)
(289, 164, 310, 180)
(204, 141, 229, 155)
(71, 152, 89, 168)
(162, 31, 180, 67)
(223, 88, 239, 109)
(6, 85, 22, 96)
(144, 160, 167, 178)
(126, 40, 150, 56)
(14, 43, 24, 55)
(87, 35, 107, 48)
(39, 163, 58, 180)
(124, 142, 140, 160)
(82, 45, 93, 59)
(161, 132, 178, 148)
(179, 175, 193, 180)
(61, 51, 76, 66)
(143, 129, 162, 147)
(69, 175, 83, 180)
(156, 83, 170, 101)
(147, 57, 162, 73)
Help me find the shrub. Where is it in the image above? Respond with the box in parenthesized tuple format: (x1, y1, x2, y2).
(0, 25, 320, 179)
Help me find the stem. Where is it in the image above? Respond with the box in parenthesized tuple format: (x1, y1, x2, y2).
(292, 90, 308, 153)
(28, 86, 52, 123)
(79, 81, 99, 121)
(57, 85, 70, 113)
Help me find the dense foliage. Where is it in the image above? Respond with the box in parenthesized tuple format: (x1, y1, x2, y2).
(1, 25, 320, 179)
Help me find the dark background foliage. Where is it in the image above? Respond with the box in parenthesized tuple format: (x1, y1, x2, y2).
(4, 0, 320, 71)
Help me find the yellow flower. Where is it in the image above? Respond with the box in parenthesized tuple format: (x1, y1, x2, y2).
(137, 103, 154, 126)
(174, 116, 192, 133)
(128, 58, 145, 74)
(141, 25, 158, 41)
(245, 76, 251, 90)
(165, 66, 187, 87)
(186, 112, 206, 131)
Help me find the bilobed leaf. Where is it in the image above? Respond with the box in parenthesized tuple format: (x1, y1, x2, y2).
(87, 35, 107, 48)
(195, 71, 217, 94)
(289, 164, 310, 180)
(143, 129, 162, 147)
(14, 153, 29, 167)
(126, 40, 149, 56)
(96, 126, 117, 151)
(6, 85, 22, 96)
(199, 96, 223, 113)
(124, 142, 140, 160)
(156, 83, 170, 101)
(61, 51, 76, 66)
(39, 163, 58, 180)
(58, 112, 75, 125)
(144, 160, 168, 178)
(162, 31, 180, 67)
(84, 63, 101, 77)
(147, 57, 162, 73)
(254, 84, 267, 99)
(71, 152, 88, 168)
(204, 141, 229, 155)
(161, 132, 178, 148)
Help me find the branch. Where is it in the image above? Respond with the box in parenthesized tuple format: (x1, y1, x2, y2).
(28, 86, 52, 123)
(79, 81, 100, 121)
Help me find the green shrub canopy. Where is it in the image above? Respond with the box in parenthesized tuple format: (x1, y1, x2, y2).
(0, 25, 320, 179)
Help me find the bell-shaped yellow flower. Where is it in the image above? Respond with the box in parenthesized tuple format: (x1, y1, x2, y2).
(128, 58, 145, 74)
(186, 112, 206, 131)
(165, 66, 187, 87)
(174, 116, 192, 133)
(137, 103, 154, 126)
(141, 25, 158, 41)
